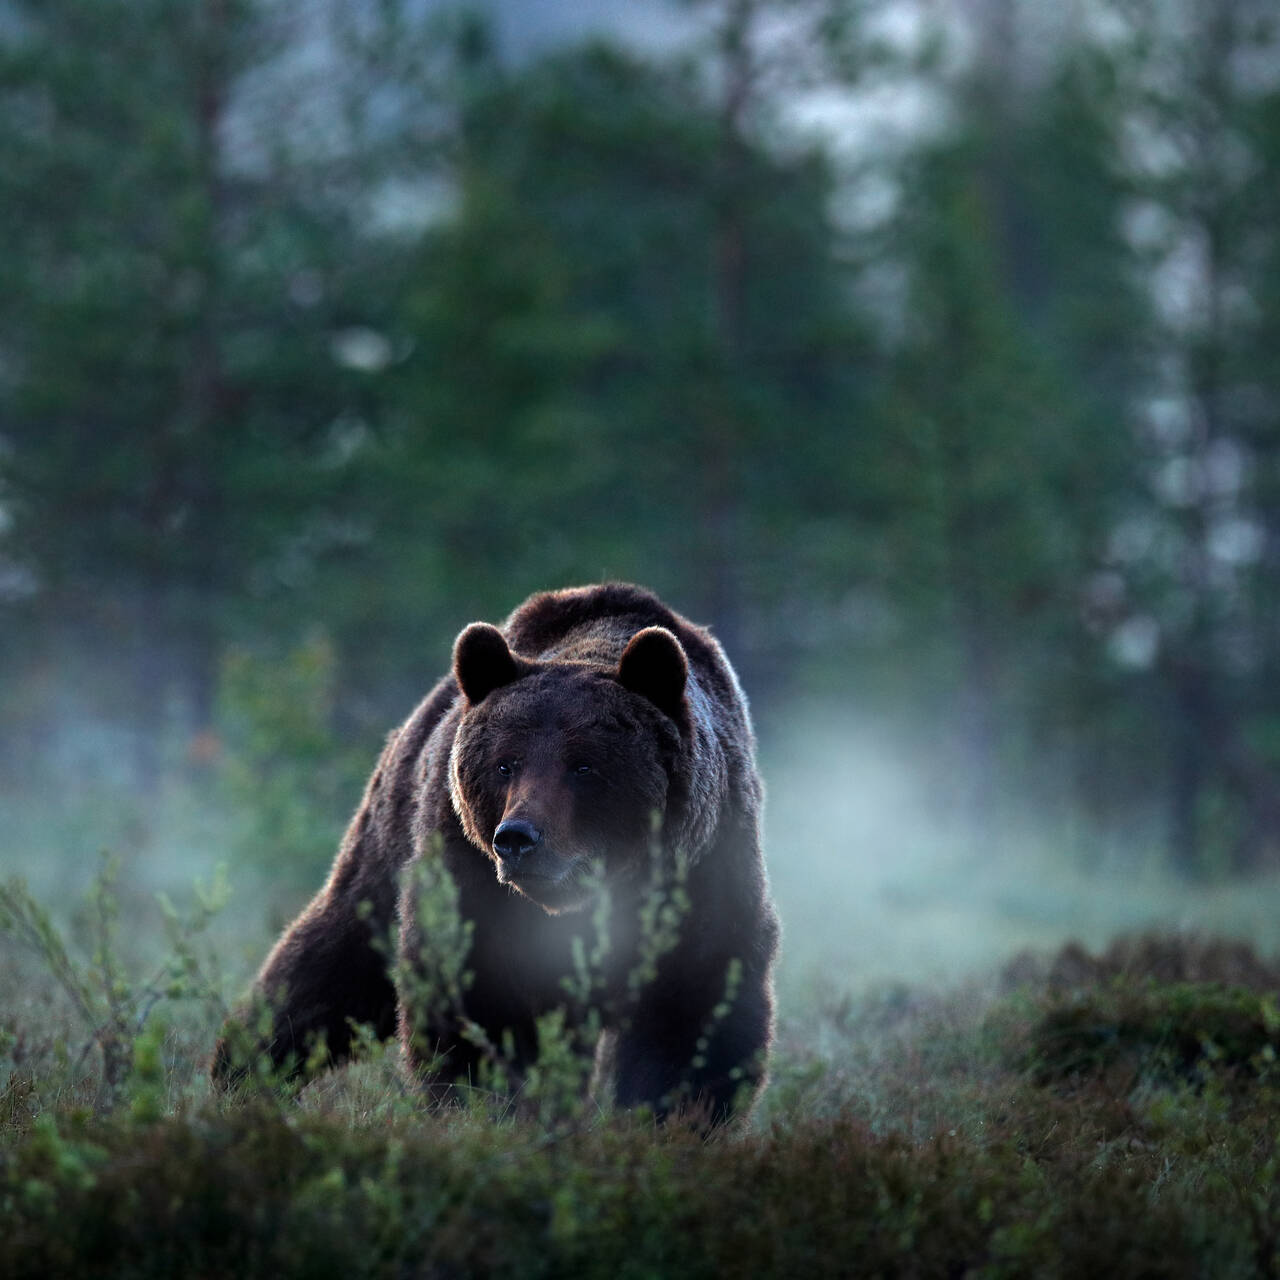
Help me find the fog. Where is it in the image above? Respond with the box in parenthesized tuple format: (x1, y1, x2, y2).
(5, 0, 1280, 1010)
(9, 696, 1280, 1022)
(762, 712, 1280, 1006)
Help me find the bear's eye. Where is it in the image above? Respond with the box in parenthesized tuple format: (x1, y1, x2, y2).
(572, 764, 593, 777)
(497, 760, 515, 778)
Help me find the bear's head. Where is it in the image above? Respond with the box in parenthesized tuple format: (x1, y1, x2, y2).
(447, 622, 687, 914)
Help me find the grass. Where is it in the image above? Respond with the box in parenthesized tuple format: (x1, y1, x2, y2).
(6, 719, 1280, 1277)
(3, 851, 1280, 1278)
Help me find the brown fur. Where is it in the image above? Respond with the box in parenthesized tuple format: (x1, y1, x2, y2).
(212, 584, 779, 1124)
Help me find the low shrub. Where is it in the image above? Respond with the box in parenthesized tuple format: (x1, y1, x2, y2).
(4, 871, 1280, 1277)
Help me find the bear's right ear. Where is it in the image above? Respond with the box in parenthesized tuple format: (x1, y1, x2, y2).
(453, 623, 521, 705)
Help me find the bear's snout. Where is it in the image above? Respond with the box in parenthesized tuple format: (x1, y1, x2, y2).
(492, 817, 542, 867)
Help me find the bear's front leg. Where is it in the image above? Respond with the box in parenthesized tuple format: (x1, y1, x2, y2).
(612, 962, 773, 1127)
(395, 838, 550, 1106)
(212, 889, 398, 1089)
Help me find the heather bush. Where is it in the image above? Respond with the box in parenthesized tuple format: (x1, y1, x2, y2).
(4, 867, 1280, 1278)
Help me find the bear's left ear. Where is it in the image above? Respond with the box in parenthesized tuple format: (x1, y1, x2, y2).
(618, 626, 688, 722)
(454, 623, 522, 705)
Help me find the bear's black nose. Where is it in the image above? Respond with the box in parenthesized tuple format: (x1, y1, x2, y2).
(493, 818, 542, 866)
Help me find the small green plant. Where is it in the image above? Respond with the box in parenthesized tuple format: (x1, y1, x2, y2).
(0, 853, 231, 1121)
(1013, 980, 1280, 1089)
(216, 632, 372, 887)
(625, 815, 690, 1001)
(391, 820, 715, 1129)
(5, 927, 1280, 1277)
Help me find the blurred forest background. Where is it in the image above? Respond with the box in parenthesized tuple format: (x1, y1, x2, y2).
(3, 0, 1280, 990)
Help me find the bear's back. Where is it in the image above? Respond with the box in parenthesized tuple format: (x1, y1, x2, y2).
(503, 583, 743, 711)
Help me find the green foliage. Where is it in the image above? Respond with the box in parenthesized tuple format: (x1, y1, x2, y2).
(7, 928, 1280, 1277)
(0, 0, 367, 789)
(1006, 980, 1280, 1089)
(992, 932, 1280, 1094)
(0, 854, 229, 1126)
(3, 0, 1280, 873)
(6, 851, 1280, 1278)
(394, 843, 483, 1088)
(5, 870, 1280, 1276)
(626, 826, 691, 1001)
(393, 826, 702, 1128)
(215, 632, 372, 885)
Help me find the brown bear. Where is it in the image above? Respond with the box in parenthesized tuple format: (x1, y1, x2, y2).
(213, 583, 779, 1124)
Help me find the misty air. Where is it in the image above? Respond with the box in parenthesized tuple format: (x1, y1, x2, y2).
(3, 1, 1280, 1275)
